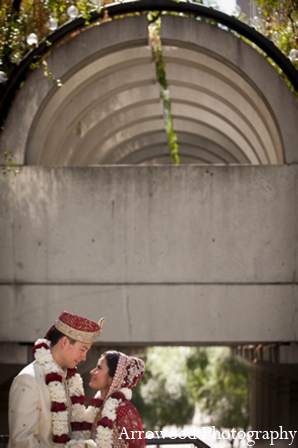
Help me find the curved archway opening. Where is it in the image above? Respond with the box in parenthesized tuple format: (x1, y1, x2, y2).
(1, 5, 297, 166)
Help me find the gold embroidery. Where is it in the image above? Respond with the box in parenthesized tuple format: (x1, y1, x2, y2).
(54, 320, 103, 343)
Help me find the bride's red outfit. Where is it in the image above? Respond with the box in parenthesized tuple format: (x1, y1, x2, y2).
(83, 352, 146, 448)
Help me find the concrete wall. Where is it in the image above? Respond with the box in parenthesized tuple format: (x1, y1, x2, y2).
(1, 165, 297, 345)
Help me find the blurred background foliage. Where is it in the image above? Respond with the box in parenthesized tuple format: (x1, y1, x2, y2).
(131, 346, 251, 434)
(255, 0, 298, 59)
(186, 347, 251, 432)
(0, 0, 103, 76)
(132, 347, 196, 429)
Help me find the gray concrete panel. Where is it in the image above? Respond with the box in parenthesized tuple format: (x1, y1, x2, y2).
(0, 165, 297, 284)
(0, 284, 297, 344)
(0, 181, 15, 282)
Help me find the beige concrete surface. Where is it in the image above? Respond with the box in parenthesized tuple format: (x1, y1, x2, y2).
(0, 165, 297, 344)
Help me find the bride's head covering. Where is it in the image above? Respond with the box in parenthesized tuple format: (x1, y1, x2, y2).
(105, 351, 145, 400)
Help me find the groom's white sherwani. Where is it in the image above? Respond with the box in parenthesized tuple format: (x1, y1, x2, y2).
(8, 362, 53, 448)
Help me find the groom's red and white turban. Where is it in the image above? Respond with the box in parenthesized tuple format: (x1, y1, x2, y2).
(46, 311, 105, 343)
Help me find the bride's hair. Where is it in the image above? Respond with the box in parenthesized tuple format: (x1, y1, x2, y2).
(104, 351, 119, 377)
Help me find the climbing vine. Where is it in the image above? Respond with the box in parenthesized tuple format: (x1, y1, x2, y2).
(1, 151, 20, 177)
(148, 13, 179, 164)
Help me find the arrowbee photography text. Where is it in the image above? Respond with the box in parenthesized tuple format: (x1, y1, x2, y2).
(119, 425, 297, 446)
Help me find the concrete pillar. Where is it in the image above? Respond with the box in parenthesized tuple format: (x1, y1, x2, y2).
(261, 371, 269, 430)
(277, 377, 290, 430)
(289, 380, 298, 444)
(268, 372, 278, 430)
(254, 370, 263, 431)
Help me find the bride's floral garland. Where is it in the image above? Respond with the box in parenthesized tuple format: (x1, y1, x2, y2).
(33, 339, 86, 448)
(67, 388, 132, 448)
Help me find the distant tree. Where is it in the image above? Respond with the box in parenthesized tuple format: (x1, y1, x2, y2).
(255, 0, 298, 67)
(131, 348, 195, 430)
(186, 347, 251, 446)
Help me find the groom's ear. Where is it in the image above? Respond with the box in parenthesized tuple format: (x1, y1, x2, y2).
(59, 335, 70, 349)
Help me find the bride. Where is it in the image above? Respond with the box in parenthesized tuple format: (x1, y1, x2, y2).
(71, 351, 146, 448)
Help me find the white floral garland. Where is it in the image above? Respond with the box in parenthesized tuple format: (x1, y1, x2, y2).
(33, 339, 87, 447)
(67, 388, 132, 448)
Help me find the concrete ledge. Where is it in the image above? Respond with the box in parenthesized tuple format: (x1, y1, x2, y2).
(0, 284, 297, 344)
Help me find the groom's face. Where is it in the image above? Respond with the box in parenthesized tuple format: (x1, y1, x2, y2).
(60, 338, 92, 368)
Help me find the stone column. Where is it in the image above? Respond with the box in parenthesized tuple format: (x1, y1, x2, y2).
(253, 369, 264, 430)
(277, 377, 290, 430)
(268, 371, 278, 430)
(261, 370, 269, 430)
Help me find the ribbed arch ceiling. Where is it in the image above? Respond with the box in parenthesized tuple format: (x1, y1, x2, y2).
(26, 42, 166, 165)
(161, 16, 284, 165)
(22, 14, 296, 166)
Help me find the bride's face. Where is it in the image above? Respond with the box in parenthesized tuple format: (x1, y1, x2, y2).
(89, 356, 112, 393)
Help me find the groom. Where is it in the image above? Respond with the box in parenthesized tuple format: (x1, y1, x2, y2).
(8, 311, 105, 448)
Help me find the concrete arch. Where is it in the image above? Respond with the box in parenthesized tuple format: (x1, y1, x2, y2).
(0, 14, 297, 165)
(160, 16, 298, 164)
(1, 17, 165, 165)
(27, 47, 164, 165)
